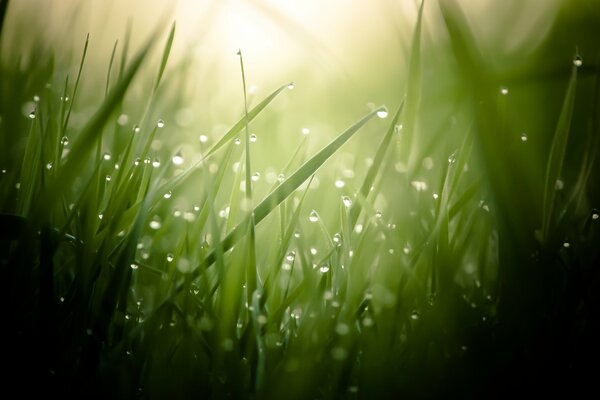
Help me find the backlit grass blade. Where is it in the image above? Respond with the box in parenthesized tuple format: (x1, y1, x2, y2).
(203, 82, 290, 159)
(62, 33, 89, 134)
(105, 39, 118, 98)
(194, 106, 386, 273)
(400, 0, 424, 173)
(154, 22, 175, 92)
(349, 101, 403, 227)
(541, 64, 577, 242)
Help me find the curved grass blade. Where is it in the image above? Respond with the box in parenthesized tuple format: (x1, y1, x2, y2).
(349, 101, 403, 227)
(62, 33, 89, 134)
(541, 64, 577, 242)
(154, 21, 175, 92)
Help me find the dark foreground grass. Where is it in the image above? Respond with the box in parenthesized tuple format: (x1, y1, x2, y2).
(1, 1, 600, 398)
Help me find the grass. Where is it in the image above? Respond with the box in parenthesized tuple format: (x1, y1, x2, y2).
(1, 0, 600, 398)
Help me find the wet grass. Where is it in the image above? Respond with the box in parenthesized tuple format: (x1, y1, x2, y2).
(1, 1, 600, 398)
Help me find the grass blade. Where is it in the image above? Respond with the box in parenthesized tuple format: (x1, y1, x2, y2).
(203, 82, 290, 159)
(154, 22, 175, 92)
(541, 64, 577, 242)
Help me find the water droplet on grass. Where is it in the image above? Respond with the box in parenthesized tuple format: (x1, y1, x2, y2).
(520, 132, 528, 142)
(375, 210, 383, 219)
(152, 158, 160, 168)
(500, 87, 509, 95)
(287, 82, 295, 90)
(117, 114, 129, 126)
(301, 127, 310, 135)
(573, 55, 583, 67)
(251, 172, 260, 181)
(163, 191, 172, 199)
(319, 265, 330, 273)
(149, 218, 161, 230)
(333, 233, 342, 246)
(172, 151, 184, 165)
(166, 253, 174, 262)
(342, 196, 352, 208)
(199, 134, 208, 143)
(105, 175, 111, 182)
(563, 241, 570, 248)
(592, 209, 599, 220)
(157, 119, 165, 128)
(130, 263, 139, 270)
(309, 210, 319, 222)
(410, 310, 419, 320)
(249, 133, 257, 142)
(286, 251, 296, 262)
(335, 179, 345, 188)
(28, 109, 36, 119)
(33, 95, 40, 102)
(376, 107, 388, 119)
(277, 173, 285, 183)
(103, 153, 111, 161)
(310, 247, 318, 255)
(234, 138, 241, 145)
(60, 136, 69, 146)
(133, 125, 140, 133)
(46, 162, 53, 170)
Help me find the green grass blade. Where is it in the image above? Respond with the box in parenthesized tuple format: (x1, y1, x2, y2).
(400, 0, 424, 172)
(62, 33, 89, 133)
(154, 22, 175, 92)
(541, 65, 577, 242)
(203, 82, 290, 159)
(105, 39, 118, 98)
(349, 101, 403, 227)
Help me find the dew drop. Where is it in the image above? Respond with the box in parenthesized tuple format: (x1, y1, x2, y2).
(172, 151, 184, 165)
(103, 153, 112, 161)
(149, 217, 161, 230)
(277, 173, 285, 183)
(33, 95, 40, 102)
(157, 119, 165, 128)
(234, 138, 241, 145)
(500, 87, 509, 95)
(520, 132, 528, 142)
(287, 82, 295, 90)
(309, 210, 319, 222)
(310, 247, 318, 256)
(152, 157, 161, 168)
(46, 162, 53, 170)
(410, 310, 419, 320)
(28, 109, 36, 119)
(335, 323, 350, 335)
(448, 153, 457, 164)
(166, 253, 174, 262)
(130, 263, 139, 270)
(555, 179, 564, 191)
(134, 158, 141, 166)
(286, 251, 296, 262)
(335, 179, 345, 188)
(251, 172, 260, 181)
(105, 175, 112, 182)
(301, 127, 310, 135)
(319, 265, 330, 273)
(563, 241, 570, 248)
(375, 210, 383, 219)
(117, 114, 129, 126)
(249, 133, 257, 142)
(133, 124, 141, 133)
(60, 136, 69, 146)
(333, 233, 342, 246)
(163, 191, 172, 199)
(199, 134, 208, 143)
(342, 195, 352, 208)
(573, 55, 583, 67)
(592, 209, 599, 220)
(376, 107, 388, 119)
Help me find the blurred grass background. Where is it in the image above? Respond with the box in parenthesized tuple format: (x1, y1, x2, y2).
(1, 0, 600, 398)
